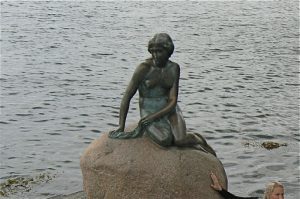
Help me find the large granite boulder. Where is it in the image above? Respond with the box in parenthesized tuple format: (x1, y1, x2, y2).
(80, 131, 227, 199)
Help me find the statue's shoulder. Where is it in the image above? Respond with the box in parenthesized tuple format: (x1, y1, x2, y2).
(169, 60, 179, 66)
(137, 58, 152, 69)
(132, 59, 152, 76)
(168, 60, 180, 71)
(142, 58, 153, 66)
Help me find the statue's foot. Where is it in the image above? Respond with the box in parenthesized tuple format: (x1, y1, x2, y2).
(193, 133, 217, 157)
(192, 144, 209, 153)
(193, 144, 217, 157)
(206, 145, 217, 157)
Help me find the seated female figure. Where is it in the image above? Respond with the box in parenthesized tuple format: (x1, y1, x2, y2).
(109, 33, 216, 156)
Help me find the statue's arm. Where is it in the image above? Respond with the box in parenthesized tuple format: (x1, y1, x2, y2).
(117, 63, 149, 131)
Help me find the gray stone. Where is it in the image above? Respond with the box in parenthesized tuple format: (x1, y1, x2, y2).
(80, 132, 227, 199)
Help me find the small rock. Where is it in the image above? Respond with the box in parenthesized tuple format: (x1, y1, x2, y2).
(261, 141, 287, 150)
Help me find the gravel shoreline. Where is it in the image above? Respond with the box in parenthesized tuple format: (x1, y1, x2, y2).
(48, 191, 86, 199)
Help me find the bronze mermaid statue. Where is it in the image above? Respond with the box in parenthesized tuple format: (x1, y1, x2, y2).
(109, 33, 216, 156)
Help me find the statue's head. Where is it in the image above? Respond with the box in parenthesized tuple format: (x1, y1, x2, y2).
(148, 33, 174, 57)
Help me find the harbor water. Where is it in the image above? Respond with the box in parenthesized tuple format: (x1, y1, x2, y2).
(1, 1, 299, 198)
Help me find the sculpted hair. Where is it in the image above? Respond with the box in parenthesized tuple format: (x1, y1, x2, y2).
(148, 33, 174, 57)
(263, 181, 284, 199)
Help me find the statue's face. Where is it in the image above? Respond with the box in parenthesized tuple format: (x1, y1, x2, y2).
(151, 47, 169, 67)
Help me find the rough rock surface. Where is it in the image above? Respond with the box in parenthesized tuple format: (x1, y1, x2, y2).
(80, 131, 227, 199)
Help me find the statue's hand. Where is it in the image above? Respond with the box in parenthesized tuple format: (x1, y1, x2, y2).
(138, 116, 154, 128)
(109, 127, 124, 138)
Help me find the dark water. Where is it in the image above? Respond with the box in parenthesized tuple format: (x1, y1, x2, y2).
(1, 1, 299, 198)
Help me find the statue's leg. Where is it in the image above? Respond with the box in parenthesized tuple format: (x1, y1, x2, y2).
(192, 133, 216, 156)
(168, 111, 187, 144)
(180, 133, 217, 156)
(168, 112, 216, 156)
(146, 122, 173, 147)
(168, 112, 200, 146)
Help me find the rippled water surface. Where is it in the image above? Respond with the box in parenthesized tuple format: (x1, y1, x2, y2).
(1, 1, 299, 198)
